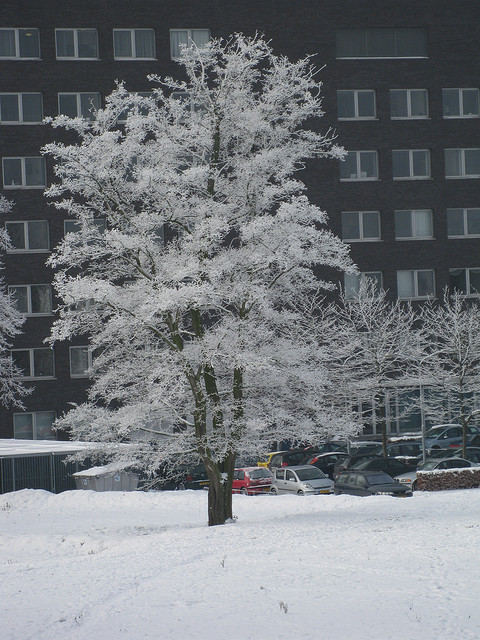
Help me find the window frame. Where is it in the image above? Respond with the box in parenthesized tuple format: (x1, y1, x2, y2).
(2, 156, 46, 189)
(442, 88, 480, 119)
(445, 148, 480, 179)
(396, 269, 435, 300)
(57, 92, 101, 120)
(8, 284, 53, 316)
(13, 410, 57, 440)
(69, 345, 93, 378)
(335, 28, 428, 60)
(5, 220, 50, 253)
(390, 89, 429, 119)
(392, 149, 431, 180)
(449, 267, 480, 296)
(337, 90, 376, 120)
(55, 28, 99, 60)
(113, 29, 156, 60)
(344, 272, 383, 300)
(341, 210, 381, 242)
(0, 92, 43, 124)
(340, 150, 379, 181)
(394, 209, 434, 240)
(0, 28, 40, 59)
(170, 29, 211, 59)
(11, 347, 55, 380)
(447, 208, 480, 238)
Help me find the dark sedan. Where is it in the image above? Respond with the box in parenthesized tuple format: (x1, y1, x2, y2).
(334, 470, 412, 497)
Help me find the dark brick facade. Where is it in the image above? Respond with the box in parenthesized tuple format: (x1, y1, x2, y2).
(1, 1, 479, 437)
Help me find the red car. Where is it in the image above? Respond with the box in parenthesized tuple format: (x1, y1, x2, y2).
(232, 467, 273, 494)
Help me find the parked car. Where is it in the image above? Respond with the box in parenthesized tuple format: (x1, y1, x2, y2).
(450, 447, 480, 465)
(351, 456, 416, 478)
(365, 441, 424, 461)
(424, 424, 480, 451)
(232, 467, 273, 494)
(395, 457, 474, 490)
(333, 452, 381, 480)
(261, 449, 312, 469)
(334, 470, 412, 497)
(303, 452, 350, 479)
(270, 465, 333, 495)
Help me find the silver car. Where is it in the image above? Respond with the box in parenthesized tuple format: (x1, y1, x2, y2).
(271, 465, 333, 495)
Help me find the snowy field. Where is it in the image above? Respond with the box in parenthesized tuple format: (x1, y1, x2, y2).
(1, 488, 480, 640)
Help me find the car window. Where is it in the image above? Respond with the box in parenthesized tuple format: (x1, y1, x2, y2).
(296, 467, 326, 481)
(275, 469, 285, 480)
(236, 470, 245, 480)
(347, 474, 358, 485)
(366, 473, 393, 485)
(356, 475, 367, 487)
(286, 470, 296, 482)
(249, 468, 272, 479)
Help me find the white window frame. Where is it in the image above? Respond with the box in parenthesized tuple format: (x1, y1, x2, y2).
(55, 28, 99, 60)
(449, 268, 480, 296)
(0, 93, 43, 124)
(394, 209, 434, 240)
(5, 220, 49, 253)
(390, 89, 429, 119)
(2, 157, 46, 189)
(340, 150, 379, 181)
(0, 28, 40, 59)
(13, 411, 56, 440)
(8, 284, 52, 316)
(397, 269, 435, 300)
(69, 345, 93, 378)
(170, 29, 211, 59)
(447, 208, 480, 238)
(344, 272, 383, 299)
(341, 211, 381, 242)
(392, 149, 430, 180)
(337, 90, 376, 120)
(442, 88, 480, 118)
(11, 347, 55, 380)
(445, 148, 480, 179)
(58, 92, 101, 119)
(113, 29, 156, 60)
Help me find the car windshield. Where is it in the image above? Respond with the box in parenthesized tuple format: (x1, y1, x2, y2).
(421, 459, 442, 470)
(366, 473, 394, 485)
(295, 468, 326, 481)
(249, 468, 272, 479)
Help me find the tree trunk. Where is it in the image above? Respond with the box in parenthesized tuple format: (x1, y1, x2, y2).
(204, 454, 235, 526)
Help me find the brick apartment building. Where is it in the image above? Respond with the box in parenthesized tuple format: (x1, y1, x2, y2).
(1, 0, 479, 438)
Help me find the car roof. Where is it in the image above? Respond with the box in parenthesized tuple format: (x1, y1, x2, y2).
(278, 465, 322, 471)
(234, 466, 268, 471)
(340, 469, 390, 476)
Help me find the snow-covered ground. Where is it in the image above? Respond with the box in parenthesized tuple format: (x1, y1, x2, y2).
(1, 488, 479, 640)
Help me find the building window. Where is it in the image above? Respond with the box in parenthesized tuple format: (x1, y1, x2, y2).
(397, 270, 435, 299)
(0, 93, 43, 124)
(337, 90, 376, 120)
(0, 28, 40, 59)
(11, 348, 55, 379)
(58, 93, 101, 120)
(6, 220, 49, 252)
(445, 149, 480, 178)
(443, 89, 479, 118)
(394, 210, 433, 239)
(390, 89, 428, 119)
(340, 151, 378, 181)
(449, 268, 480, 295)
(70, 346, 92, 377)
(2, 157, 46, 188)
(447, 208, 480, 237)
(335, 28, 427, 59)
(341, 211, 380, 241)
(55, 29, 98, 59)
(8, 284, 52, 315)
(344, 272, 383, 299)
(113, 29, 155, 59)
(13, 411, 56, 440)
(170, 29, 210, 59)
(392, 149, 430, 180)
(64, 218, 106, 235)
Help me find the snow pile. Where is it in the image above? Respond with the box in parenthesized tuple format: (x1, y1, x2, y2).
(1, 488, 480, 639)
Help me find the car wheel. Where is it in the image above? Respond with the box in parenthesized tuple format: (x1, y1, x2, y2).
(270, 487, 278, 495)
(297, 490, 305, 496)
(240, 487, 248, 495)
(412, 480, 418, 491)
(334, 489, 341, 495)
(177, 483, 186, 491)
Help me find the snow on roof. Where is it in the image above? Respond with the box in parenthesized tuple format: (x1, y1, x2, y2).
(0, 439, 94, 458)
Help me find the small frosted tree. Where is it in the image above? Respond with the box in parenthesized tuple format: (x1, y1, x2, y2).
(43, 34, 355, 525)
(0, 197, 31, 409)
(419, 290, 480, 458)
(331, 279, 420, 455)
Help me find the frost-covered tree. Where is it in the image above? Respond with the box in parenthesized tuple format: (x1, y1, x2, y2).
(0, 197, 30, 409)
(43, 34, 356, 525)
(331, 279, 420, 456)
(419, 290, 480, 458)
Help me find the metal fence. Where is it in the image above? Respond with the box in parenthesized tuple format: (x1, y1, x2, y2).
(0, 453, 86, 494)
